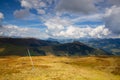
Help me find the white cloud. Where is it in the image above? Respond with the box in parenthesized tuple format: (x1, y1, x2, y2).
(14, 9, 37, 20)
(20, 0, 47, 14)
(54, 25, 111, 39)
(9, 0, 120, 39)
(14, 0, 49, 19)
(0, 12, 4, 27)
(72, 13, 104, 23)
(14, 9, 29, 19)
(21, 0, 32, 8)
(104, 6, 120, 34)
(0, 12, 4, 20)
(88, 25, 111, 38)
(44, 16, 111, 39)
(0, 24, 49, 39)
(37, 9, 46, 14)
(21, 0, 46, 9)
(0, 24, 118, 39)
(39, 1, 46, 7)
(43, 15, 118, 39)
(45, 16, 71, 31)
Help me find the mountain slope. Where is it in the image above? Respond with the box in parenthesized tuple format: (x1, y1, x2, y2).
(47, 38, 120, 55)
(35, 42, 111, 56)
(83, 38, 120, 55)
(0, 38, 111, 56)
(0, 38, 59, 46)
(0, 38, 59, 56)
(50, 41, 110, 56)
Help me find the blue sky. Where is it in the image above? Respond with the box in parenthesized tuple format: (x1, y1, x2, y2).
(0, 0, 41, 27)
(0, 0, 120, 39)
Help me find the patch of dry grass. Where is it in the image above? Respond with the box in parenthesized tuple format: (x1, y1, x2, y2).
(0, 48, 5, 52)
(0, 56, 120, 80)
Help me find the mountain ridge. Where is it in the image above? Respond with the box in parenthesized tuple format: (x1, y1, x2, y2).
(0, 37, 112, 56)
(47, 38, 120, 55)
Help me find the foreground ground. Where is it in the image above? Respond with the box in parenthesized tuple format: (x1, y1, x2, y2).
(0, 56, 120, 80)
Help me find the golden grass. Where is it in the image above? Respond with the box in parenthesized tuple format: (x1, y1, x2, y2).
(0, 56, 120, 80)
(0, 48, 5, 52)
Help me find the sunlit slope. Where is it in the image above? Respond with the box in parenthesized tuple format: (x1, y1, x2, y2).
(0, 56, 120, 80)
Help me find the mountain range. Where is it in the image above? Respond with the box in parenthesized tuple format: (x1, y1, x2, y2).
(47, 38, 120, 55)
(0, 37, 112, 56)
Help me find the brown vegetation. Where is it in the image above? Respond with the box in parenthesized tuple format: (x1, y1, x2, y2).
(0, 56, 120, 80)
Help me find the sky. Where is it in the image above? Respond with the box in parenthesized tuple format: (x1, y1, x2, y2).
(0, 0, 120, 39)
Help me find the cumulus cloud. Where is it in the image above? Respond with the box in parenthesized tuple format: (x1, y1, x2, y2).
(37, 9, 46, 14)
(9, 0, 120, 39)
(104, 6, 120, 34)
(0, 23, 116, 39)
(0, 24, 49, 39)
(0, 12, 4, 27)
(14, 0, 58, 20)
(45, 16, 71, 31)
(14, 9, 38, 20)
(51, 25, 111, 39)
(56, 0, 98, 14)
(14, 0, 49, 19)
(14, 9, 29, 18)
(44, 17, 111, 39)
(21, 0, 33, 8)
(20, 0, 50, 15)
(21, 0, 46, 14)
(0, 12, 4, 20)
(21, 0, 47, 9)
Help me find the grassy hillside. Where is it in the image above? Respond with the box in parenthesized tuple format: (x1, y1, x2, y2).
(0, 44, 46, 56)
(0, 38, 58, 56)
(0, 56, 120, 80)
